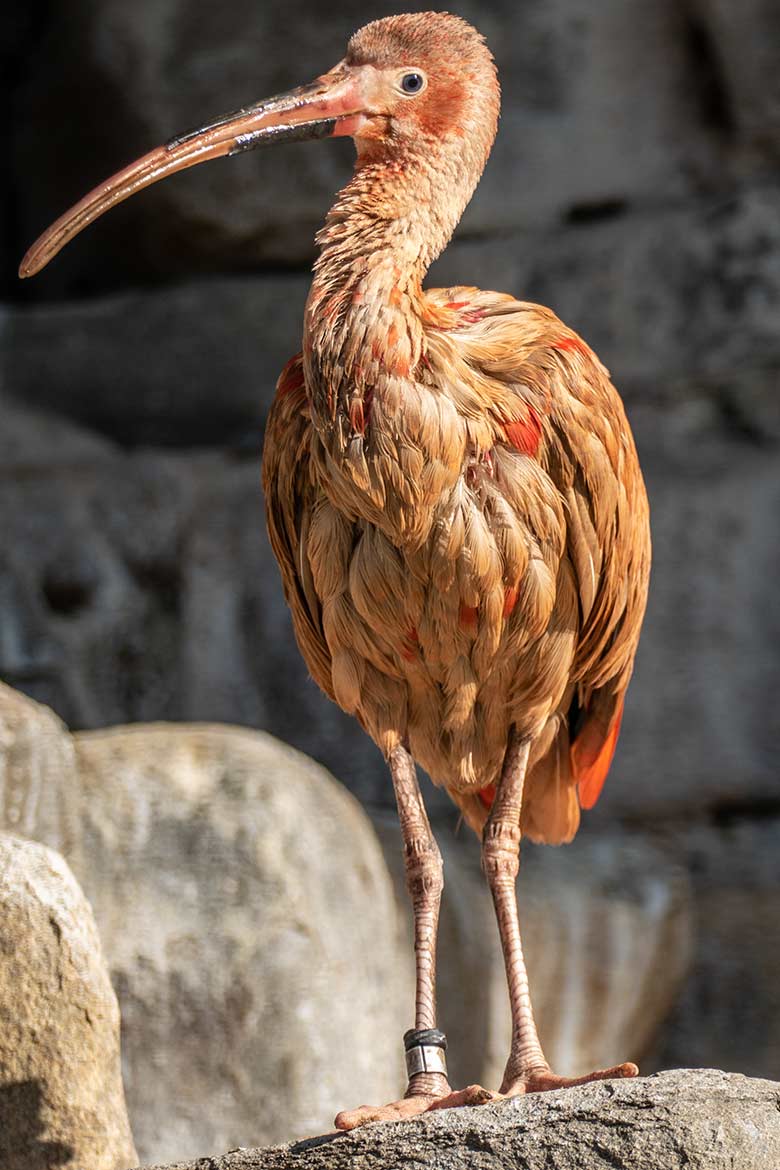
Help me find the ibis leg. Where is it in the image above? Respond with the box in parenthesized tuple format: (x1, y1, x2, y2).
(335, 744, 451, 1128)
(483, 730, 638, 1094)
(388, 744, 450, 1098)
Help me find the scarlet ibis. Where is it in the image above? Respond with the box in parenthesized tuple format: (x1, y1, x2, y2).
(21, 12, 651, 1130)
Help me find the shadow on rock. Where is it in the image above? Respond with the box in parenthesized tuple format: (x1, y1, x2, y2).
(0, 1080, 73, 1169)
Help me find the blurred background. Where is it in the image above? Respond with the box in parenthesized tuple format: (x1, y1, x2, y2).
(1, 0, 779, 1163)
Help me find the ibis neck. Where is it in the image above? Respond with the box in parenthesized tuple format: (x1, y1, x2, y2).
(302, 150, 472, 422)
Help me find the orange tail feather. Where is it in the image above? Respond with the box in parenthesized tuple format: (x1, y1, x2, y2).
(571, 701, 624, 810)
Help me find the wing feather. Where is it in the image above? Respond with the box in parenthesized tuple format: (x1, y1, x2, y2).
(262, 354, 335, 701)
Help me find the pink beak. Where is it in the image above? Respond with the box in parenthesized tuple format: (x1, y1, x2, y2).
(19, 70, 364, 278)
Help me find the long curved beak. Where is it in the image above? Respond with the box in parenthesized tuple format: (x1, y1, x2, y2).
(19, 71, 363, 278)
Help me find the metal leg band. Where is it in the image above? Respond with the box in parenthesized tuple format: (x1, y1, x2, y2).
(403, 1028, 448, 1079)
(405, 1044, 448, 1078)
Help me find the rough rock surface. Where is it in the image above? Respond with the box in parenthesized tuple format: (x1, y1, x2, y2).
(656, 818, 780, 1082)
(0, 686, 411, 1165)
(0, 676, 79, 850)
(68, 722, 408, 1164)
(0, 832, 137, 1170)
(136, 1071, 780, 1170)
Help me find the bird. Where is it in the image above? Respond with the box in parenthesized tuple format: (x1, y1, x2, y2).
(20, 11, 651, 1131)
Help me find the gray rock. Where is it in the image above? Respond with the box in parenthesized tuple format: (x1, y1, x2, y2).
(655, 816, 780, 1082)
(135, 1070, 780, 1170)
(431, 184, 780, 393)
(1, 712, 410, 1165)
(0, 395, 117, 470)
(0, 832, 137, 1170)
(3, 279, 309, 447)
(691, 0, 780, 153)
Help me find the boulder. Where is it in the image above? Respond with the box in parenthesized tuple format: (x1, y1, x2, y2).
(0, 832, 137, 1170)
(0, 685, 694, 1164)
(134, 1070, 780, 1170)
(690, 0, 780, 153)
(655, 816, 780, 1082)
(0, 682, 80, 856)
(4, 715, 409, 1165)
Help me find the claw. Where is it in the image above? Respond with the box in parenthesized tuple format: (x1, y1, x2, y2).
(428, 1084, 501, 1109)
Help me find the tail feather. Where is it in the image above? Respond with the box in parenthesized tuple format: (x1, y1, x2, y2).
(571, 699, 624, 810)
(521, 717, 580, 844)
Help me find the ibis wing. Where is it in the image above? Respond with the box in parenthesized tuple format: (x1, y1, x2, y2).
(262, 355, 335, 702)
(430, 289, 650, 805)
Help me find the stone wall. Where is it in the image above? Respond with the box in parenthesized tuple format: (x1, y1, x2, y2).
(2, 0, 779, 1108)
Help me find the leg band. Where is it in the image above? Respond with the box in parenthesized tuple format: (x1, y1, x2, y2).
(403, 1028, 448, 1078)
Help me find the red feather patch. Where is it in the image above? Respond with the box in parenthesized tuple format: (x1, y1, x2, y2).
(503, 584, 519, 618)
(504, 406, 542, 455)
(459, 603, 479, 628)
(477, 783, 495, 810)
(401, 627, 419, 661)
(277, 355, 305, 399)
(552, 335, 590, 357)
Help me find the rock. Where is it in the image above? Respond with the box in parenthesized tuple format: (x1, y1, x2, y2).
(135, 1070, 780, 1170)
(690, 0, 780, 154)
(0, 453, 383, 806)
(0, 832, 137, 1170)
(655, 816, 780, 1082)
(13, 0, 727, 295)
(0, 395, 118, 469)
(0, 683, 80, 857)
(3, 278, 309, 447)
(600, 386, 780, 823)
(375, 815, 692, 1089)
(2, 717, 409, 1165)
(0, 452, 195, 729)
(0, 684, 691, 1163)
(431, 185, 780, 394)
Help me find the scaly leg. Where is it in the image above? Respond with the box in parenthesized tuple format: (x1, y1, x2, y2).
(482, 730, 638, 1095)
(335, 745, 493, 1129)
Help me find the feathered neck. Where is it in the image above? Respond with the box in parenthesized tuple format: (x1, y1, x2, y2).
(301, 142, 486, 431)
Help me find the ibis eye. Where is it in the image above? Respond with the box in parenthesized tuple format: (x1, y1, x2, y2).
(400, 72, 425, 95)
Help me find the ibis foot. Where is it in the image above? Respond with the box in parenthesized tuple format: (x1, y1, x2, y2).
(501, 1060, 639, 1096)
(333, 1064, 637, 1129)
(334, 1082, 498, 1130)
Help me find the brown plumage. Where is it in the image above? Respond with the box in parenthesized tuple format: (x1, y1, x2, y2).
(21, 10, 650, 1131)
